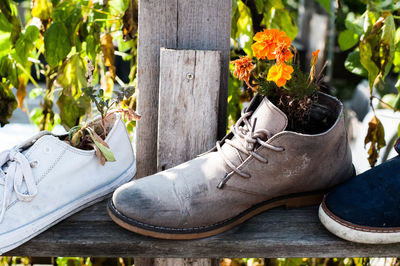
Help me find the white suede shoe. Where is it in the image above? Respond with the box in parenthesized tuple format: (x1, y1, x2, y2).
(0, 113, 136, 254)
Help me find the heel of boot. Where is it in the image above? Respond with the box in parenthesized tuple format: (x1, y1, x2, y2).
(285, 193, 325, 209)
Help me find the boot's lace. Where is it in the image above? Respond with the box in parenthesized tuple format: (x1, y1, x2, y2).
(0, 148, 38, 222)
(216, 111, 284, 189)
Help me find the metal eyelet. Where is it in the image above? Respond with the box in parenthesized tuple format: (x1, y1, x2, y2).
(30, 160, 39, 168)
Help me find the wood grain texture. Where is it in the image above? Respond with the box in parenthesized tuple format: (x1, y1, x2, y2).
(157, 48, 220, 171)
(156, 48, 220, 265)
(7, 200, 400, 258)
(136, 0, 231, 178)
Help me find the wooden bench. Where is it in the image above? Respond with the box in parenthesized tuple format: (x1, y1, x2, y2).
(7, 200, 400, 258)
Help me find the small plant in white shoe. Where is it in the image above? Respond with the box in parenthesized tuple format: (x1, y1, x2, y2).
(68, 85, 141, 165)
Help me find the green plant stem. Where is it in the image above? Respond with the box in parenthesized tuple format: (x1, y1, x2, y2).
(372, 95, 400, 112)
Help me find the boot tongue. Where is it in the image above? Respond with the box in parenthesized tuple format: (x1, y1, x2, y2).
(248, 97, 287, 135)
(220, 97, 288, 171)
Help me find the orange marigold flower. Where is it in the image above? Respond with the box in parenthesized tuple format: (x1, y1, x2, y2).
(232, 56, 254, 82)
(272, 36, 293, 64)
(251, 29, 288, 60)
(267, 63, 294, 87)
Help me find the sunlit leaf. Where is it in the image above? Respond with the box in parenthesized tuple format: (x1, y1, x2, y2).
(395, 28, 400, 45)
(31, 0, 53, 20)
(57, 54, 87, 94)
(86, 23, 101, 61)
(108, 0, 130, 15)
(270, 9, 298, 40)
(52, 1, 83, 40)
(364, 115, 386, 167)
(345, 12, 364, 35)
(57, 92, 91, 130)
(44, 22, 71, 67)
(381, 15, 395, 79)
(338, 30, 359, 51)
(359, 41, 380, 90)
(14, 25, 39, 64)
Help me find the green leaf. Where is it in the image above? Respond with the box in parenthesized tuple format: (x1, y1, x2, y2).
(32, 0, 53, 20)
(393, 94, 400, 111)
(338, 30, 359, 51)
(254, 0, 264, 14)
(395, 28, 400, 45)
(231, 0, 240, 39)
(397, 122, 400, 138)
(86, 23, 100, 61)
(86, 127, 116, 163)
(380, 93, 397, 109)
(381, 15, 396, 79)
(44, 22, 71, 67)
(57, 54, 87, 94)
(52, 1, 82, 39)
(108, 0, 130, 15)
(270, 9, 298, 40)
(269, 0, 284, 9)
(360, 41, 380, 90)
(344, 51, 368, 77)
(14, 25, 39, 64)
(0, 83, 17, 127)
(0, 56, 18, 86)
(315, 0, 331, 14)
(0, 31, 12, 58)
(345, 12, 364, 35)
(57, 92, 91, 130)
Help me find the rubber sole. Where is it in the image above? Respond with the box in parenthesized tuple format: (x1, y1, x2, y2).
(107, 190, 325, 240)
(0, 162, 136, 255)
(319, 200, 400, 244)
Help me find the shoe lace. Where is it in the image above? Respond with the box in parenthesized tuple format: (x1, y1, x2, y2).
(0, 148, 38, 223)
(216, 111, 284, 189)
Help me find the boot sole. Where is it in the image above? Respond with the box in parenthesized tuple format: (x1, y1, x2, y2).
(319, 199, 400, 244)
(107, 190, 325, 240)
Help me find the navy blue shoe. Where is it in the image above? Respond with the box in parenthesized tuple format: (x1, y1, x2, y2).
(319, 138, 400, 244)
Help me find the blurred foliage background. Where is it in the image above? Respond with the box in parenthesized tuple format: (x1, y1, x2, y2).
(0, 0, 400, 265)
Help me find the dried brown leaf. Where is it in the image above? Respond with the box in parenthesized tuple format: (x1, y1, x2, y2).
(122, 0, 138, 41)
(16, 76, 27, 110)
(101, 33, 114, 69)
(364, 115, 386, 167)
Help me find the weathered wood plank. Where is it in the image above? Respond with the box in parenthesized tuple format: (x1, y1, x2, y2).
(7, 200, 400, 258)
(156, 48, 221, 265)
(157, 48, 220, 170)
(136, 0, 231, 178)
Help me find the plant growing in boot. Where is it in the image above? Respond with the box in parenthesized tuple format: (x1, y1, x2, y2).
(232, 28, 328, 134)
(107, 29, 353, 239)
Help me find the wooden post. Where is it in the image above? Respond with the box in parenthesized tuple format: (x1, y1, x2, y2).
(154, 47, 221, 266)
(136, 1, 230, 265)
(157, 48, 221, 171)
(136, 0, 231, 178)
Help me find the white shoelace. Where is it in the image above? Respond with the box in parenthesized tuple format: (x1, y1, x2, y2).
(0, 148, 37, 222)
(216, 111, 284, 188)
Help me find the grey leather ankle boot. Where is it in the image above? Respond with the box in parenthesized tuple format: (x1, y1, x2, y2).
(108, 92, 353, 239)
